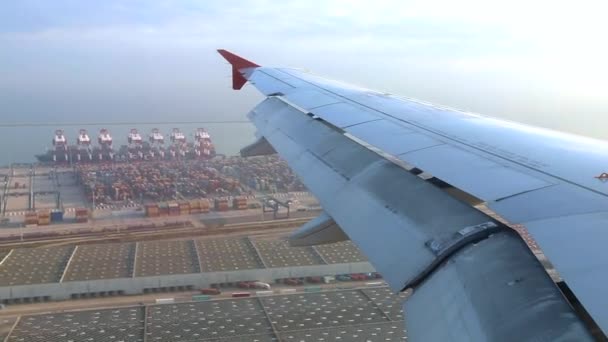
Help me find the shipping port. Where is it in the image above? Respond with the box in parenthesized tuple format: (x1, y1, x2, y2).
(0, 132, 411, 341)
(0, 130, 550, 342)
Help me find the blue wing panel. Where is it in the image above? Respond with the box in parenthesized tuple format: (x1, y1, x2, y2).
(311, 102, 381, 128)
(488, 183, 608, 223)
(284, 89, 341, 109)
(248, 70, 294, 95)
(400, 145, 553, 201)
(346, 120, 443, 155)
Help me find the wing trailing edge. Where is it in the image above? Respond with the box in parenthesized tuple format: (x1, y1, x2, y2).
(240, 136, 276, 157)
(289, 211, 349, 247)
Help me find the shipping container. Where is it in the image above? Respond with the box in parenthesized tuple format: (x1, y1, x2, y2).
(158, 203, 169, 216)
(37, 210, 51, 218)
(75, 208, 89, 223)
(214, 198, 229, 211)
(168, 202, 180, 216)
(75, 216, 88, 223)
(232, 197, 248, 210)
(189, 199, 201, 209)
(200, 199, 210, 213)
(24, 212, 38, 226)
(178, 201, 190, 215)
(37, 210, 51, 226)
(145, 204, 159, 217)
(50, 209, 64, 222)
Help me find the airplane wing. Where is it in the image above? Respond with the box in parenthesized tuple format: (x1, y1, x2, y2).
(218, 49, 602, 341)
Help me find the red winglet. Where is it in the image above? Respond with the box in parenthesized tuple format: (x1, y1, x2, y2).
(217, 49, 260, 90)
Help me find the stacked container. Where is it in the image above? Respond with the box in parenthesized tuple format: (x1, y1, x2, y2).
(145, 203, 159, 217)
(38, 210, 51, 226)
(214, 198, 229, 211)
(158, 203, 169, 216)
(75, 208, 89, 223)
(189, 200, 201, 214)
(200, 199, 210, 213)
(232, 197, 247, 210)
(24, 212, 38, 226)
(50, 209, 64, 222)
(168, 202, 180, 216)
(178, 201, 190, 215)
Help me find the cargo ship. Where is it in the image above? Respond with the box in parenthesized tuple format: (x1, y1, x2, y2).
(36, 128, 216, 163)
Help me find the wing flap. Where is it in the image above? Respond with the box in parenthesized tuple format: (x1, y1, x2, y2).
(248, 71, 294, 95)
(289, 211, 349, 246)
(523, 212, 608, 332)
(252, 96, 497, 291)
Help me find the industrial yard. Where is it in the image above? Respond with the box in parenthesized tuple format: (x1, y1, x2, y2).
(0, 229, 405, 341)
(1, 154, 305, 220)
(0, 155, 393, 341)
(0, 154, 315, 251)
(0, 150, 548, 342)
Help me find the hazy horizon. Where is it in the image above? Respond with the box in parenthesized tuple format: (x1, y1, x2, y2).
(1, 0, 607, 165)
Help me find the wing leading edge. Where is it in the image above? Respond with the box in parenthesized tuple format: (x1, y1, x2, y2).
(217, 50, 597, 340)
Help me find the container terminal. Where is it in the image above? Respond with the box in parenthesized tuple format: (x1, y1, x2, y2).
(0, 130, 551, 342)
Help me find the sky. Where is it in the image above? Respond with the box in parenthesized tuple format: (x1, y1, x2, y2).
(1, 0, 607, 143)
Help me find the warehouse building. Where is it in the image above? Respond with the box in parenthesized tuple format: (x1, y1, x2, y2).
(0, 238, 373, 303)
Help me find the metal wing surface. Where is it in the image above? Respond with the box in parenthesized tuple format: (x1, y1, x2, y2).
(217, 49, 604, 340)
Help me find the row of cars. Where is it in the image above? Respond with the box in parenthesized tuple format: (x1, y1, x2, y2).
(279, 272, 383, 285)
(199, 273, 383, 296)
(336, 272, 382, 281)
(200, 280, 271, 295)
